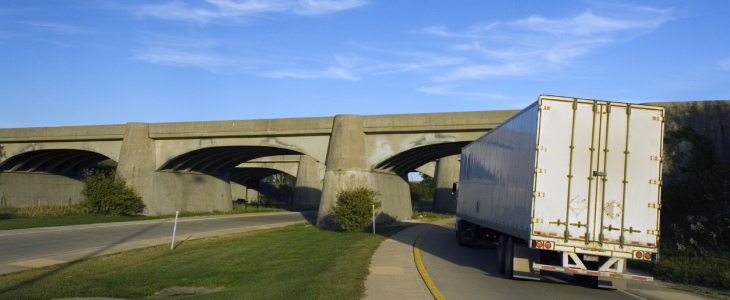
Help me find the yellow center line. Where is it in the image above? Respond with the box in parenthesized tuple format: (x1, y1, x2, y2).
(413, 220, 453, 300)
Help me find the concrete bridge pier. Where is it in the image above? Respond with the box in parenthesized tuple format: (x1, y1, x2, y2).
(230, 181, 247, 201)
(117, 122, 158, 214)
(118, 122, 233, 216)
(317, 115, 411, 227)
(293, 155, 324, 207)
(432, 154, 460, 214)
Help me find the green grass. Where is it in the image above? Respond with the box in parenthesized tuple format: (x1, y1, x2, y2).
(0, 204, 318, 231)
(0, 224, 408, 300)
(630, 251, 730, 289)
(411, 210, 455, 221)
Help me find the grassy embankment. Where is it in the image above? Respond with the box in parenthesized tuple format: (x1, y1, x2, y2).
(411, 210, 454, 221)
(0, 203, 316, 231)
(0, 223, 408, 300)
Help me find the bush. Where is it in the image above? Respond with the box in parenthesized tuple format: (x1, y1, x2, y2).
(330, 187, 381, 231)
(81, 169, 144, 216)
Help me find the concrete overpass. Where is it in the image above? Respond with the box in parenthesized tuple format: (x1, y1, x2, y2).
(0, 110, 516, 226)
(1, 99, 727, 226)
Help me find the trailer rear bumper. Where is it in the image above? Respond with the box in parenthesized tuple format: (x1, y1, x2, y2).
(533, 263, 653, 282)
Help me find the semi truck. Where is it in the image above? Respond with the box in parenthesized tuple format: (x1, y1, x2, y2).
(453, 95, 663, 287)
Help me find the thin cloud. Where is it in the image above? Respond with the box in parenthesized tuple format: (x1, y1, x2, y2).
(297, 0, 367, 15)
(131, 48, 229, 71)
(137, 0, 367, 23)
(510, 11, 667, 35)
(421, 6, 672, 81)
(22, 21, 89, 34)
(264, 66, 361, 81)
(417, 85, 514, 100)
(435, 63, 529, 81)
(720, 59, 730, 71)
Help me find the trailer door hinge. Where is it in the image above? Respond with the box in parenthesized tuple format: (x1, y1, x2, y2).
(536, 145, 548, 152)
(652, 116, 664, 122)
(650, 156, 662, 161)
(649, 179, 662, 185)
(532, 218, 544, 223)
(648, 203, 661, 209)
(647, 230, 660, 235)
(541, 105, 552, 111)
(535, 168, 547, 174)
(534, 191, 545, 197)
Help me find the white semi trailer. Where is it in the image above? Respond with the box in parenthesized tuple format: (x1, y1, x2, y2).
(454, 95, 663, 286)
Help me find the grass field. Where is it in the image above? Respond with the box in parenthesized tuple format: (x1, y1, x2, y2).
(0, 223, 408, 300)
(0, 204, 317, 231)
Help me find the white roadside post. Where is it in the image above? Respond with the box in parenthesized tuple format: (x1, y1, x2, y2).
(171, 211, 179, 250)
(372, 204, 375, 234)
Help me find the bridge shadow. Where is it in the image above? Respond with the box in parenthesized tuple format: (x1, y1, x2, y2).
(0, 221, 165, 296)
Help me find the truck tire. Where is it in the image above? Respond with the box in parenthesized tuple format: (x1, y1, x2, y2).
(496, 234, 506, 274)
(504, 237, 515, 279)
(457, 222, 468, 246)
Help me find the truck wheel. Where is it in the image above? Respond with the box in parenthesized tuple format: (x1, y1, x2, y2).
(457, 222, 468, 246)
(469, 224, 477, 247)
(496, 234, 506, 274)
(504, 237, 514, 279)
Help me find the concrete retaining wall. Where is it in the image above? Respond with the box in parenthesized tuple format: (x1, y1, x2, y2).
(0, 173, 83, 207)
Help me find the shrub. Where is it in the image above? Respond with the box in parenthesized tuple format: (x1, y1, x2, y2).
(81, 169, 144, 215)
(330, 187, 381, 231)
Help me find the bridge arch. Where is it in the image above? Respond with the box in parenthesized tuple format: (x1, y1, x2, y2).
(372, 141, 470, 176)
(0, 149, 114, 178)
(158, 146, 304, 176)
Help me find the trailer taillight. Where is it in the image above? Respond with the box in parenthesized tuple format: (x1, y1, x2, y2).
(644, 252, 652, 260)
(536, 241, 543, 248)
(545, 242, 552, 249)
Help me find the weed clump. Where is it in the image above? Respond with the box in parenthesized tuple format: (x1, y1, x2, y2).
(82, 169, 144, 215)
(331, 187, 381, 231)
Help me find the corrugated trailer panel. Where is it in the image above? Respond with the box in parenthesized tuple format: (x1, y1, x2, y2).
(457, 102, 539, 239)
(532, 96, 663, 256)
(457, 95, 663, 258)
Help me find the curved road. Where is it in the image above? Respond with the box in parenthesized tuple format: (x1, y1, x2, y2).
(418, 221, 710, 300)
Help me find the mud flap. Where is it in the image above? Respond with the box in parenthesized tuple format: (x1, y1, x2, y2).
(512, 244, 540, 280)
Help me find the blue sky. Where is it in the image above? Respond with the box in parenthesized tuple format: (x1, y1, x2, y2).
(1, 1, 729, 128)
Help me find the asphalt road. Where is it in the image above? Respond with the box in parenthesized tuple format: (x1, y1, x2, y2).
(418, 222, 711, 300)
(0, 211, 316, 263)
